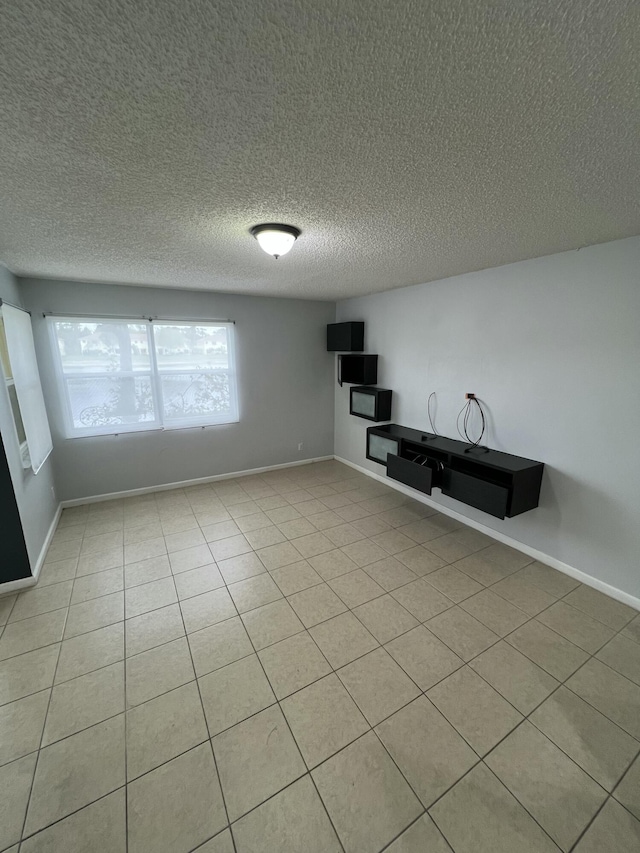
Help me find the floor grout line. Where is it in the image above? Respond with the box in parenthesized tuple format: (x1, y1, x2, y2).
(3, 608, 636, 780)
(0, 601, 633, 711)
(376, 811, 451, 852)
(16, 785, 128, 847)
(122, 578, 129, 853)
(16, 603, 67, 845)
(568, 793, 614, 852)
(1, 573, 636, 738)
(6, 462, 639, 850)
(221, 579, 348, 853)
(168, 568, 238, 853)
(474, 761, 565, 850)
(192, 553, 615, 851)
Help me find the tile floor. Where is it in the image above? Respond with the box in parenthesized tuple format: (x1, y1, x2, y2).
(1, 460, 639, 852)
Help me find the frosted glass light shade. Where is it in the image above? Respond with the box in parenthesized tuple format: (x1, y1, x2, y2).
(250, 223, 301, 258)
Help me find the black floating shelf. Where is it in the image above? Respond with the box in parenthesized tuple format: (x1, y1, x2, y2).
(366, 423, 544, 519)
(338, 354, 378, 386)
(327, 321, 364, 352)
(350, 386, 392, 422)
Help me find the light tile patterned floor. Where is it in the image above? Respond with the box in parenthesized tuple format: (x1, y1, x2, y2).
(1, 460, 640, 852)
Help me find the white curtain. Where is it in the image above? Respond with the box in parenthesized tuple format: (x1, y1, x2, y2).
(3, 305, 53, 474)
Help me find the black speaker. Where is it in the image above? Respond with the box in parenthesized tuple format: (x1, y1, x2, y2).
(326, 322, 364, 352)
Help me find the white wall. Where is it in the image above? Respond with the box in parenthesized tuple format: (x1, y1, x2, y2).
(335, 237, 640, 599)
(0, 266, 58, 571)
(20, 278, 336, 501)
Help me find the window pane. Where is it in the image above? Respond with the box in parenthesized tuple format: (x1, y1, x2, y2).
(161, 372, 233, 422)
(54, 321, 151, 373)
(66, 376, 157, 430)
(154, 324, 229, 370)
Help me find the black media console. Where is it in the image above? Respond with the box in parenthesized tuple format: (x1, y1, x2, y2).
(366, 424, 543, 519)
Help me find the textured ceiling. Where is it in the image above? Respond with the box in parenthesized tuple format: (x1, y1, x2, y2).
(1, 0, 639, 300)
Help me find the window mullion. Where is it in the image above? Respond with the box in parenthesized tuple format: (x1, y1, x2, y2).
(148, 322, 165, 429)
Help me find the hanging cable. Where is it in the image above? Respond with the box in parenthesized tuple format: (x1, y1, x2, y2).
(427, 392, 439, 436)
(472, 397, 486, 447)
(457, 394, 488, 450)
(456, 400, 471, 442)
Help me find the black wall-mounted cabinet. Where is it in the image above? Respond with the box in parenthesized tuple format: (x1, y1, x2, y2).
(366, 423, 544, 519)
(350, 386, 392, 422)
(327, 322, 364, 352)
(338, 354, 378, 386)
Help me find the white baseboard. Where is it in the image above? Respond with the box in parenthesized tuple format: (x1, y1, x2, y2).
(33, 503, 63, 581)
(60, 456, 335, 508)
(0, 575, 36, 595)
(335, 455, 640, 613)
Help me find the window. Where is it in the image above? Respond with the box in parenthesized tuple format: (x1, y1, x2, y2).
(49, 317, 238, 437)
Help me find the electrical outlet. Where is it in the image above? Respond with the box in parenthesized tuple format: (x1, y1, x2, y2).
(51, 486, 56, 500)
(298, 442, 304, 451)
(465, 392, 476, 399)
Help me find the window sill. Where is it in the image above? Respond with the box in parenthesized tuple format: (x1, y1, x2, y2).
(63, 419, 240, 440)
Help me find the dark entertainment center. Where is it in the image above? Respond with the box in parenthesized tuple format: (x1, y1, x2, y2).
(367, 424, 544, 519)
(327, 320, 544, 519)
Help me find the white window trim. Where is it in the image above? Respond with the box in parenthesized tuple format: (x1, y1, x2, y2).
(48, 317, 239, 439)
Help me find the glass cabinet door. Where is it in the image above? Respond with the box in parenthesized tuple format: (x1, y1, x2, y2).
(368, 433, 399, 464)
(352, 390, 376, 418)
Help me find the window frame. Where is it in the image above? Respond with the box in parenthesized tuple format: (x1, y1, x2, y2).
(0, 310, 31, 467)
(152, 320, 239, 431)
(48, 316, 239, 438)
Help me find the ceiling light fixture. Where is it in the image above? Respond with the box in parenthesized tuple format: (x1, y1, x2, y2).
(250, 223, 301, 259)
